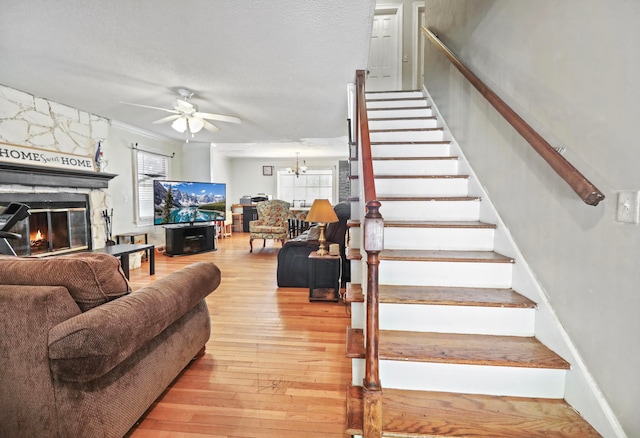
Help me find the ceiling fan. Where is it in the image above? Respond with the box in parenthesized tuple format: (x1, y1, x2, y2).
(121, 88, 240, 139)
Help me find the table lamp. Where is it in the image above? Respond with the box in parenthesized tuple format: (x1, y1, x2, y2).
(306, 199, 338, 256)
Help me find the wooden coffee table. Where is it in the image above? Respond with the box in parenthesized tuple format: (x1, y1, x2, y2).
(91, 243, 155, 280)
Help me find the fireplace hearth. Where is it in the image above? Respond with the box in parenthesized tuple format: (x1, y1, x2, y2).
(0, 193, 91, 257)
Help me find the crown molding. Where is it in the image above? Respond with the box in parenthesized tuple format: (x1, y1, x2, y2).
(110, 120, 178, 143)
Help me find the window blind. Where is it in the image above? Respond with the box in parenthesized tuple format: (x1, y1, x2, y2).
(135, 150, 169, 225)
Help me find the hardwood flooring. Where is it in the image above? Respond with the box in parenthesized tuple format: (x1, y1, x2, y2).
(126, 233, 351, 437)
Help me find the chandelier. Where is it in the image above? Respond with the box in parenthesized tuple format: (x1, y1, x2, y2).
(287, 152, 307, 177)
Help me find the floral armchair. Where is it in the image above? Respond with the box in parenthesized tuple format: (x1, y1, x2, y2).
(249, 200, 290, 252)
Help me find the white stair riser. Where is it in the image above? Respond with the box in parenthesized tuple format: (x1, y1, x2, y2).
(378, 304, 535, 336)
(350, 303, 535, 336)
(349, 179, 359, 197)
(366, 91, 423, 99)
(352, 360, 566, 398)
(373, 160, 459, 176)
(369, 119, 438, 130)
(380, 260, 513, 288)
(349, 227, 362, 248)
(380, 200, 480, 221)
(368, 107, 433, 118)
(367, 99, 428, 109)
(351, 226, 494, 251)
(351, 302, 365, 328)
(376, 178, 469, 197)
(383, 227, 494, 251)
(349, 260, 363, 283)
(371, 143, 451, 157)
(370, 130, 444, 142)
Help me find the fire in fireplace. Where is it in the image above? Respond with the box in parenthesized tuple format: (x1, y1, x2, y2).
(0, 193, 91, 257)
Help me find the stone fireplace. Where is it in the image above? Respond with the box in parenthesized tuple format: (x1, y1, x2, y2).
(0, 85, 118, 255)
(0, 159, 117, 256)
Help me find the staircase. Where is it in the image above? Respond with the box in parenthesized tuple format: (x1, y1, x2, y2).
(344, 90, 602, 437)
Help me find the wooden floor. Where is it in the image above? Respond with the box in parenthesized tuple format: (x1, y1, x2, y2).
(126, 233, 352, 437)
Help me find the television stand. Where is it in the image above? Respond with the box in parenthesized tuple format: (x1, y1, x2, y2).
(164, 223, 216, 256)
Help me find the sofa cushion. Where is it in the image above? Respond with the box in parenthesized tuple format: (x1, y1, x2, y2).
(0, 252, 131, 311)
(48, 262, 221, 382)
(306, 225, 321, 240)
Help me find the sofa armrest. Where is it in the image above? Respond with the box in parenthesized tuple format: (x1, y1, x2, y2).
(0, 285, 81, 436)
(48, 262, 221, 383)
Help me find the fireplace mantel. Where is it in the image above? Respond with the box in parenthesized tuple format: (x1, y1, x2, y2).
(0, 162, 117, 189)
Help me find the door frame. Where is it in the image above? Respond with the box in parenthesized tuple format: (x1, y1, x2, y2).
(411, 1, 426, 90)
(373, 3, 404, 90)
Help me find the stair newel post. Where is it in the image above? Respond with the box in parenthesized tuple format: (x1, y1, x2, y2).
(363, 199, 383, 438)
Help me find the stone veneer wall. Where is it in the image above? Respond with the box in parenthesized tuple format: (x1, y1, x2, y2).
(0, 84, 111, 248)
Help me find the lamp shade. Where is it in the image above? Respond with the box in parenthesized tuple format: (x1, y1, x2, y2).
(306, 199, 338, 223)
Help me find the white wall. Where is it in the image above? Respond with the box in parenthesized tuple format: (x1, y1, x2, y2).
(423, 1, 639, 436)
(228, 156, 346, 205)
(107, 123, 183, 246)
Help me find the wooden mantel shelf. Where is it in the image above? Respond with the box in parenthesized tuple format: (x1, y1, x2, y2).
(0, 162, 117, 189)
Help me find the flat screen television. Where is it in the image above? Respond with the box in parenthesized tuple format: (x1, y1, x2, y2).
(153, 180, 226, 225)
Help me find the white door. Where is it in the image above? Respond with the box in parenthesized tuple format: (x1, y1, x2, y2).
(367, 9, 401, 91)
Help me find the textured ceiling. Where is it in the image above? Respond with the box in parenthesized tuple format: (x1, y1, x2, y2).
(0, 1, 375, 157)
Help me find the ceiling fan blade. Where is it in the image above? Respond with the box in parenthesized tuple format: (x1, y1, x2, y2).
(202, 119, 220, 133)
(152, 114, 181, 124)
(120, 102, 179, 114)
(194, 111, 241, 124)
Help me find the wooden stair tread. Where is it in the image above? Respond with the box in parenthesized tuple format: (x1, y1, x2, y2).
(370, 127, 443, 133)
(346, 328, 570, 369)
(380, 249, 514, 263)
(346, 247, 362, 260)
(383, 220, 495, 229)
(366, 97, 425, 102)
(343, 284, 535, 308)
(366, 90, 421, 94)
(378, 196, 479, 201)
(345, 385, 600, 437)
(344, 283, 364, 303)
(370, 141, 451, 146)
(368, 105, 431, 111)
(346, 220, 496, 229)
(375, 174, 468, 179)
(369, 116, 436, 121)
(373, 156, 458, 161)
(380, 285, 535, 308)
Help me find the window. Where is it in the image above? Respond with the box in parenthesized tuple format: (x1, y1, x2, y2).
(276, 169, 334, 207)
(135, 150, 169, 225)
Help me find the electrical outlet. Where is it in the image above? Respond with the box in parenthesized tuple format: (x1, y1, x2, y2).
(616, 191, 640, 224)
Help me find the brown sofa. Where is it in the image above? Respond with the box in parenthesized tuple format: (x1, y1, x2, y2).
(0, 252, 220, 438)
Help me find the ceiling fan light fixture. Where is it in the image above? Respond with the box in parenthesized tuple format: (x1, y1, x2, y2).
(122, 88, 240, 139)
(188, 117, 204, 133)
(171, 117, 187, 133)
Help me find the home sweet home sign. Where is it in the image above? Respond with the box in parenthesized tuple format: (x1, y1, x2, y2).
(0, 141, 96, 172)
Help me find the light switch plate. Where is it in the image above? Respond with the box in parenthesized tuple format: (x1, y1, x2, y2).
(616, 191, 640, 224)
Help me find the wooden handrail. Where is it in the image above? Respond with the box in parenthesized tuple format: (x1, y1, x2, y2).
(421, 26, 605, 206)
(356, 70, 377, 204)
(355, 69, 383, 438)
